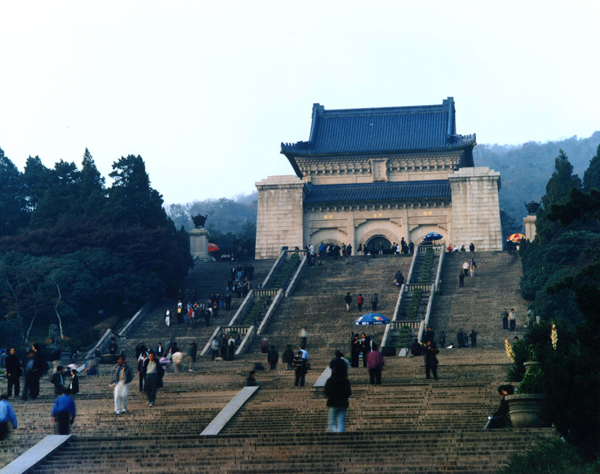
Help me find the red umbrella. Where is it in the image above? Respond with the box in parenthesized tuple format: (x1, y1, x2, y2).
(507, 233, 526, 242)
(208, 243, 219, 252)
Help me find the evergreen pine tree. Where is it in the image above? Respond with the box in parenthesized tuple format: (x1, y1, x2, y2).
(583, 144, 600, 192)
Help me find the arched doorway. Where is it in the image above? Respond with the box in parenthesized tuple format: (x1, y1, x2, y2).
(365, 236, 392, 254)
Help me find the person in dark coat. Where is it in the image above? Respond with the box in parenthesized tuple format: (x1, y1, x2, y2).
(29, 343, 46, 400)
(227, 336, 236, 361)
(329, 350, 348, 377)
(410, 339, 422, 356)
(324, 366, 352, 432)
(65, 369, 79, 395)
(5, 348, 22, 397)
(282, 345, 294, 370)
(456, 329, 466, 348)
(220, 334, 228, 359)
(424, 340, 439, 380)
(137, 353, 147, 392)
(50, 366, 66, 396)
(360, 333, 371, 368)
(292, 351, 308, 387)
(108, 338, 118, 355)
(267, 345, 279, 370)
(485, 385, 515, 429)
(142, 352, 164, 407)
(351, 334, 361, 368)
(469, 330, 478, 348)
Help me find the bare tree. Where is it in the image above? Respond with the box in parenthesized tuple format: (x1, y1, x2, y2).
(50, 272, 65, 340)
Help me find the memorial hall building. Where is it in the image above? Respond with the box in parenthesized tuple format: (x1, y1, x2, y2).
(255, 97, 502, 259)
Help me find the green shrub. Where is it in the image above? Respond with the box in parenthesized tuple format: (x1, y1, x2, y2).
(498, 439, 599, 474)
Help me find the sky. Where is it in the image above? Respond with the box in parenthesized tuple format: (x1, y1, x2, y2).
(0, 1, 599, 205)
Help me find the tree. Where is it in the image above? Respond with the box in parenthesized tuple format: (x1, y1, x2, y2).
(22, 155, 52, 212)
(75, 148, 107, 217)
(107, 155, 168, 229)
(535, 150, 583, 243)
(583, 144, 600, 192)
(0, 148, 28, 235)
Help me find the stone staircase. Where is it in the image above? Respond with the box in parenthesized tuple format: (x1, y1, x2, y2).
(0, 348, 557, 473)
(119, 260, 274, 357)
(429, 251, 530, 348)
(247, 255, 413, 358)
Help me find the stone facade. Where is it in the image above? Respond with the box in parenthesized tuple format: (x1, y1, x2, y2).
(255, 175, 306, 259)
(448, 167, 503, 251)
(523, 215, 537, 241)
(190, 228, 210, 261)
(255, 99, 503, 258)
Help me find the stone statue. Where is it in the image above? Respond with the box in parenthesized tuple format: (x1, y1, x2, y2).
(524, 201, 541, 215)
(192, 214, 208, 229)
(48, 324, 59, 346)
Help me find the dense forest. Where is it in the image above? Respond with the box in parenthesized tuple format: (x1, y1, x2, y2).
(501, 148, 600, 464)
(0, 148, 192, 350)
(476, 131, 600, 226)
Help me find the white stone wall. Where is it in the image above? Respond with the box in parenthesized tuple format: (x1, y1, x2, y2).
(449, 167, 502, 251)
(255, 175, 306, 259)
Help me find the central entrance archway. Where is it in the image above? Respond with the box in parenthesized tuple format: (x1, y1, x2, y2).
(365, 236, 392, 253)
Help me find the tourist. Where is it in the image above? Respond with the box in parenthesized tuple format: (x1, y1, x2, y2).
(108, 338, 118, 355)
(260, 338, 270, 354)
(438, 331, 446, 348)
(111, 355, 133, 415)
(422, 326, 435, 344)
(29, 343, 46, 400)
(410, 338, 422, 356)
(225, 292, 232, 310)
(459, 271, 465, 287)
(268, 345, 279, 370)
(367, 343, 385, 385)
(344, 292, 352, 312)
(371, 293, 379, 311)
(0, 394, 18, 440)
(357, 243, 363, 255)
(165, 308, 171, 327)
(187, 341, 198, 371)
(246, 370, 259, 387)
(156, 343, 164, 358)
(409, 241, 415, 254)
(65, 369, 79, 395)
(292, 351, 308, 387)
(138, 352, 148, 392)
(329, 350, 348, 377)
(509, 309, 517, 331)
(300, 327, 309, 350)
(172, 350, 183, 373)
(227, 336, 236, 361)
(360, 333, 371, 368)
(324, 366, 352, 433)
(51, 386, 76, 434)
(484, 385, 515, 429)
(394, 270, 404, 286)
(49, 346, 61, 373)
(456, 329, 465, 348)
(220, 334, 228, 360)
(282, 344, 294, 370)
(462, 260, 469, 277)
(424, 340, 439, 380)
(211, 337, 221, 361)
(469, 242, 475, 252)
(461, 245, 466, 252)
(351, 334, 361, 368)
(5, 348, 21, 398)
(469, 258, 476, 277)
(469, 330, 478, 348)
(50, 366, 66, 396)
(20, 351, 34, 401)
(357, 294, 364, 312)
(143, 352, 164, 408)
(177, 300, 183, 324)
(501, 308, 509, 331)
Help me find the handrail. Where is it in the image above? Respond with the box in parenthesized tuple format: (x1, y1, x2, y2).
(435, 246, 445, 291)
(200, 326, 222, 356)
(390, 320, 422, 330)
(228, 290, 255, 326)
(117, 297, 156, 338)
(257, 288, 284, 336)
(382, 247, 420, 347)
(404, 283, 432, 291)
(286, 255, 308, 297)
(236, 325, 255, 355)
(85, 328, 118, 360)
(419, 246, 445, 342)
(262, 249, 285, 288)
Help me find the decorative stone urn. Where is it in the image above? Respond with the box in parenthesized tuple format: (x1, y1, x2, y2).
(506, 362, 551, 428)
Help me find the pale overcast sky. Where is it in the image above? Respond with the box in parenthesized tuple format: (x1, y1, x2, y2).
(0, 1, 598, 205)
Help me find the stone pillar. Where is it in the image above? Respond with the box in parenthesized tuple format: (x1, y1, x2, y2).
(523, 215, 537, 241)
(189, 228, 210, 261)
(255, 175, 306, 260)
(449, 167, 503, 251)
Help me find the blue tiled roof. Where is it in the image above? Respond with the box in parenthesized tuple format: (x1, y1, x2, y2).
(304, 180, 451, 204)
(281, 98, 475, 159)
